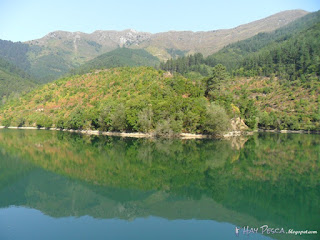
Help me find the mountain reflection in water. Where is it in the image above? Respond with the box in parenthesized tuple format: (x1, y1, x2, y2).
(0, 129, 319, 240)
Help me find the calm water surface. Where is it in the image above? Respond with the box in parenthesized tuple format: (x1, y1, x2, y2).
(0, 129, 319, 240)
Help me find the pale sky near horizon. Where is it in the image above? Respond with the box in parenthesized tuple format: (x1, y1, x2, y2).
(0, 0, 319, 42)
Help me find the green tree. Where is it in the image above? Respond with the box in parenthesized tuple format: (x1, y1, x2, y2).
(110, 103, 126, 132)
(203, 103, 230, 135)
(206, 64, 229, 100)
(138, 106, 153, 133)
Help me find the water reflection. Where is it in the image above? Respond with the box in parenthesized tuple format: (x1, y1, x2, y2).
(0, 129, 319, 239)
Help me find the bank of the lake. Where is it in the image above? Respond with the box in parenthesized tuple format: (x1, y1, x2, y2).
(0, 126, 254, 139)
(2, 126, 319, 140)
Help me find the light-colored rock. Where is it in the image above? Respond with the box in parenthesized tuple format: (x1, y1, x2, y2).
(230, 117, 249, 132)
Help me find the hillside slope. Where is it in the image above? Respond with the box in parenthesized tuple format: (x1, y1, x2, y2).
(0, 57, 36, 103)
(71, 48, 160, 75)
(207, 10, 320, 70)
(2, 9, 303, 82)
(0, 39, 30, 71)
(138, 10, 308, 59)
(161, 10, 320, 77)
(0, 67, 228, 135)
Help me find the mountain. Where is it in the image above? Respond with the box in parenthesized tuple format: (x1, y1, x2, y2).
(0, 9, 304, 82)
(136, 10, 308, 58)
(70, 48, 160, 75)
(161, 10, 320, 76)
(206, 10, 320, 70)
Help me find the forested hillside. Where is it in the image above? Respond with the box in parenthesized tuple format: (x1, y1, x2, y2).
(234, 22, 320, 80)
(0, 67, 233, 135)
(70, 48, 160, 75)
(160, 10, 320, 76)
(0, 57, 36, 104)
(159, 12, 320, 131)
(0, 40, 30, 71)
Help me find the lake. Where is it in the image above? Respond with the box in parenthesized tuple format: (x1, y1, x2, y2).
(0, 129, 319, 240)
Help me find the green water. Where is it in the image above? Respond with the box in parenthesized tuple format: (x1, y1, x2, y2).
(0, 129, 319, 240)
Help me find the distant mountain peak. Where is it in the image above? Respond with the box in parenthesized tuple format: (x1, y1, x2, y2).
(15, 9, 311, 80)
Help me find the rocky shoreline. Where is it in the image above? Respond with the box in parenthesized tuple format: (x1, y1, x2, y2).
(257, 129, 320, 134)
(0, 126, 254, 139)
(1, 126, 318, 139)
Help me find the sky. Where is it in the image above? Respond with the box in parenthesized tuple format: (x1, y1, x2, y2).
(0, 0, 319, 42)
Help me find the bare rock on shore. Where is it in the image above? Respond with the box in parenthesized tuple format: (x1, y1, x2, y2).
(230, 117, 249, 131)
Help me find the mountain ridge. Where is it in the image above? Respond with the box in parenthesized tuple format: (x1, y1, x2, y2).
(25, 10, 308, 58)
(0, 9, 310, 82)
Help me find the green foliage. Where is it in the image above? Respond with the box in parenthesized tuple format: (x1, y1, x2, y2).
(160, 53, 207, 75)
(2, 117, 12, 127)
(154, 118, 182, 137)
(137, 106, 153, 132)
(160, 11, 320, 77)
(0, 57, 36, 103)
(71, 48, 160, 75)
(65, 108, 86, 130)
(0, 39, 30, 71)
(0, 67, 231, 135)
(29, 53, 73, 83)
(206, 64, 230, 98)
(35, 114, 53, 128)
(234, 22, 320, 80)
(203, 103, 230, 134)
(110, 103, 127, 132)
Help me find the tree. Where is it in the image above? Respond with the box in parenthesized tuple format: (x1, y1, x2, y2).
(138, 106, 153, 133)
(206, 64, 229, 100)
(207, 64, 229, 90)
(203, 103, 230, 135)
(110, 103, 126, 132)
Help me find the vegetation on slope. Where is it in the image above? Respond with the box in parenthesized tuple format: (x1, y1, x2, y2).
(0, 39, 30, 71)
(234, 22, 320, 80)
(70, 48, 160, 75)
(0, 57, 36, 104)
(158, 13, 320, 131)
(160, 10, 320, 76)
(229, 76, 320, 130)
(0, 67, 232, 135)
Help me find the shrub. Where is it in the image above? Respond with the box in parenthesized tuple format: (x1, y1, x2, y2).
(203, 103, 230, 135)
(155, 119, 174, 137)
(2, 117, 12, 127)
(56, 119, 65, 129)
(98, 105, 113, 131)
(110, 103, 126, 132)
(36, 114, 53, 128)
(137, 107, 153, 132)
(65, 108, 85, 130)
(17, 117, 25, 127)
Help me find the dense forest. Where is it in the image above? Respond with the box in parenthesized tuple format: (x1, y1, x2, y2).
(70, 48, 160, 75)
(0, 39, 30, 71)
(0, 57, 36, 104)
(0, 67, 233, 135)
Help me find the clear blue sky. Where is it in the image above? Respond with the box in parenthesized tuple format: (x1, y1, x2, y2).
(0, 0, 319, 42)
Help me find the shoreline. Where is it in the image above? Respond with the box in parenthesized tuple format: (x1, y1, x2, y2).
(1, 126, 318, 139)
(0, 126, 253, 139)
(257, 129, 320, 134)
